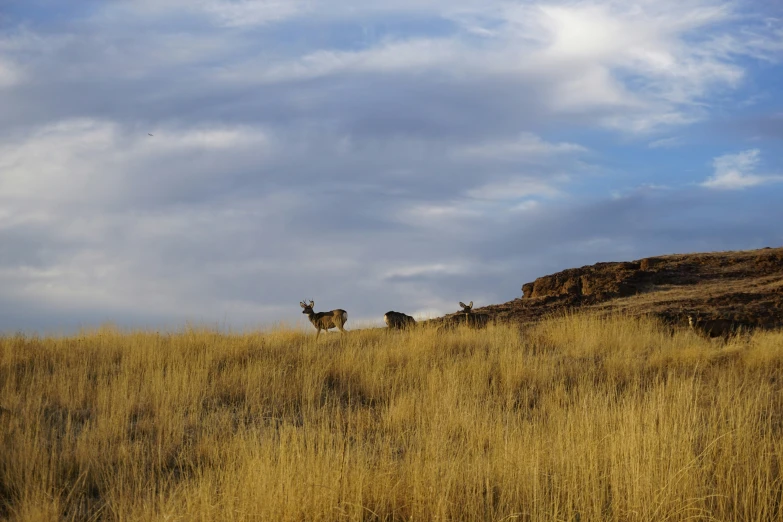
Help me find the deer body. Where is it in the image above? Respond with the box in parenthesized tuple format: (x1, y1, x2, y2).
(384, 311, 416, 330)
(688, 314, 739, 340)
(300, 300, 348, 339)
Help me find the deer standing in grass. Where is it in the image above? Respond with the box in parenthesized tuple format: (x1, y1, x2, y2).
(687, 314, 739, 341)
(300, 300, 348, 340)
(458, 301, 490, 329)
(384, 311, 416, 330)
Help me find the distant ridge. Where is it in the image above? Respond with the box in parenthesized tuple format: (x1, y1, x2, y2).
(439, 246, 783, 330)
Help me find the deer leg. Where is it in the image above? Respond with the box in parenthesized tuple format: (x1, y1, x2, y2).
(315, 328, 321, 340)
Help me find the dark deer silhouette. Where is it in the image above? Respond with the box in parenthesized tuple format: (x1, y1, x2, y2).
(687, 314, 740, 341)
(300, 300, 347, 340)
(384, 311, 416, 330)
(457, 301, 490, 329)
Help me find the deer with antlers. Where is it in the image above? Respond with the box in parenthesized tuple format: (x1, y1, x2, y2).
(300, 300, 348, 340)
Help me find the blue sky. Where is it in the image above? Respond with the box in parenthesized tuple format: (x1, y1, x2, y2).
(1, 0, 782, 332)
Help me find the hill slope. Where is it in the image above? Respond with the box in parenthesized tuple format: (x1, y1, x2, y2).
(456, 246, 783, 329)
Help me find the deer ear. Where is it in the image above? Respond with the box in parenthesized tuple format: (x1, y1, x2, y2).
(300, 302, 306, 308)
(469, 301, 473, 308)
(459, 302, 466, 308)
(309, 300, 314, 307)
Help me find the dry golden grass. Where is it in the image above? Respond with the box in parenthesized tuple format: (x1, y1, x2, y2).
(1, 314, 782, 521)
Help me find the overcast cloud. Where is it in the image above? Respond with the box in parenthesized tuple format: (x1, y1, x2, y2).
(1, 0, 782, 332)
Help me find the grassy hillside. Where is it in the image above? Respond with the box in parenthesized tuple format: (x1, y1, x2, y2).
(1, 315, 782, 521)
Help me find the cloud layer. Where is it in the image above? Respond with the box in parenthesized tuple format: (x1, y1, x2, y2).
(1, 0, 782, 332)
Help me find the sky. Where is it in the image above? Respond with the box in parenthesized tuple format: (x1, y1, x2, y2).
(1, 0, 782, 333)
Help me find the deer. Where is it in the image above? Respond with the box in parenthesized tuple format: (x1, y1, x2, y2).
(300, 300, 348, 340)
(384, 311, 416, 330)
(687, 314, 740, 341)
(457, 301, 490, 329)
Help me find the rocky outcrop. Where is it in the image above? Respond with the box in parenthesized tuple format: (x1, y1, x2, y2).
(522, 261, 646, 300)
(451, 246, 783, 330)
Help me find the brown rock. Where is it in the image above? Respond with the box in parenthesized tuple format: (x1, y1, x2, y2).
(640, 257, 662, 271)
(459, 246, 783, 330)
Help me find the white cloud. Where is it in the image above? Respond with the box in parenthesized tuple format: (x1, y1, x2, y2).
(510, 200, 541, 212)
(149, 127, 270, 150)
(491, 2, 748, 125)
(0, 58, 22, 87)
(551, 66, 639, 111)
(102, 0, 306, 27)
(456, 133, 587, 160)
(610, 107, 706, 132)
(467, 178, 562, 201)
(221, 38, 464, 85)
(701, 149, 783, 189)
(648, 136, 684, 148)
(0, 247, 290, 324)
(6, 1, 776, 136)
(0, 119, 273, 205)
(205, 1, 764, 133)
(0, 26, 242, 87)
(0, 119, 122, 202)
(397, 203, 484, 228)
(200, 0, 305, 27)
(381, 263, 469, 280)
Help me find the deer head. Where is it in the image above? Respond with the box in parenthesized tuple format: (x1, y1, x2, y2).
(459, 301, 473, 313)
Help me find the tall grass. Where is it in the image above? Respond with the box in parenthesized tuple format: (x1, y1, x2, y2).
(1, 314, 781, 521)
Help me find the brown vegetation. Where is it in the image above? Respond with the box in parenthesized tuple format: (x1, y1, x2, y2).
(2, 315, 782, 521)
